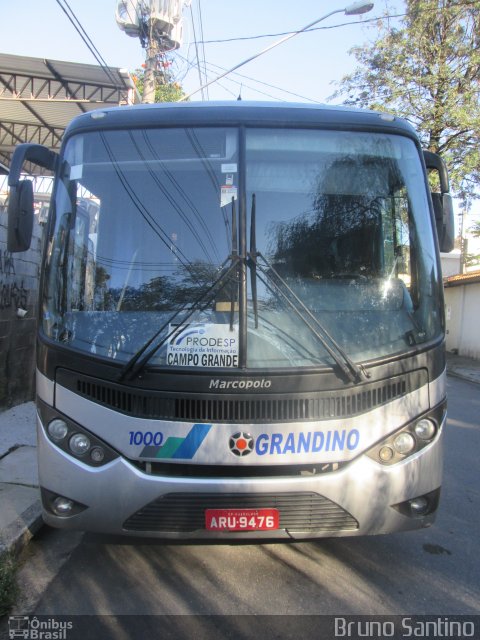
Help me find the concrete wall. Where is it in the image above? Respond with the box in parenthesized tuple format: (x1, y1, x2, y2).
(440, 251, 461, 277)
(445, 283, 480, 360)
(0, 208, 43, 408)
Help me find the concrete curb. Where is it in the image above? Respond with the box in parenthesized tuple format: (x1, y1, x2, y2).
(447, 371, 480, 385)
(0, 402, 41, 558)
(0, 500, 43, 557)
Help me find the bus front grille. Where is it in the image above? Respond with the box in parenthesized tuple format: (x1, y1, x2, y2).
(57, 369, 424, 423)
(122, 492, 359, 533)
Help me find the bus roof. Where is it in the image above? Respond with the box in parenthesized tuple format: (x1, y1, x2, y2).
(64, 100, 419, 141)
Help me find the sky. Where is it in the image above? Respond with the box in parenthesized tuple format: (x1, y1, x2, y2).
(1, 0, 403, 104)
(1, 0, 478, 237)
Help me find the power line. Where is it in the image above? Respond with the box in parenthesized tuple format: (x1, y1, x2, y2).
(197, 0, 209, 100)
(176, 53, 322, 104)
(179, 56, 289, 102)
(205, 59, 323, 103)
(196, 14, 402, 45)
(189, 2, 206, 100)
(196, 1, 480, 45)
(55, 0, 119, 87)
(180, 5, 376, 101)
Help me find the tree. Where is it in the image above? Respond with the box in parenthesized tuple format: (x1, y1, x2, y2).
(470, 220, 480, 238)
(331, 0, 480, 201)
(465, 219, 480, 267)
(132, 68, 186, 103)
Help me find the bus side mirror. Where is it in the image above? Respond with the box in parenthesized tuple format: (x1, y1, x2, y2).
(7, 143, 58, 253)
(423, 150, 455, 253)
(439, 192, 455, 253)
(8, 179, 34, 252)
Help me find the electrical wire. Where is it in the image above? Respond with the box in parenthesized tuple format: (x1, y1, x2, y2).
(192, 61, 286, 102)
(138, 130, 221, 262)
(189, 2, 206, 100)
(196, 14, 400, 45)
(197, 0, 209, 100)
(99, 131, 203, 277)
(205, 58, 323, 103)
(181, 6, 372, 101)
(54, 0, 120, 87)
(176, 53, 321, 103)
(174, 55, 240, 99)
(195, 1, 480, 45)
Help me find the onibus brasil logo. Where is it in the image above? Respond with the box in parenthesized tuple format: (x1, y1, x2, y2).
(8, 616, 73, 639)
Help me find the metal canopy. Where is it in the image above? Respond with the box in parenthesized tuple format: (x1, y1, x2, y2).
(0, 53, 137, 174)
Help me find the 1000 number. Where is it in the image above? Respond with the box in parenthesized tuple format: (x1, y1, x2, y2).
(129, 431, 164, 446)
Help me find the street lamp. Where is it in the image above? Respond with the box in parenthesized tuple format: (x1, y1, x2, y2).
(179, 1, 374, 102)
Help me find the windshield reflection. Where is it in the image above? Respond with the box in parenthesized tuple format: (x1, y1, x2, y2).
(42, 126, 442, 371)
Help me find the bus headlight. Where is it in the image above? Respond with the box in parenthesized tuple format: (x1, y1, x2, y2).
(414, 419, 436, 441)
(90, 447, 105, 463)
(393, 432, 415, 455)
(38, 399, 119, 467)
(69, 433, 91, 456)
(47, 419, 69, 442)
(366, 404, 445, 466)
(379, 446, 394, 462)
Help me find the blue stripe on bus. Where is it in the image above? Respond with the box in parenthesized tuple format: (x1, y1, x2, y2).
(171, 423, 212, 459)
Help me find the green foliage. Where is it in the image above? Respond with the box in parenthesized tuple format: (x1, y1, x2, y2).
(0, 551, 19, 616)
(131, 68, 186, 103)
(469, 220, 480, 238)
(332, 0, 480, 200)
(464, 252, 480, 268)
(155, 83, 186, 103)
(466, 219, 480, 267)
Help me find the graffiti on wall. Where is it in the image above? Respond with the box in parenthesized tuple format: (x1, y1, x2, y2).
(0, 250, 15, 276)
(0, 250, 29, 310)
(0, 280, 28, 309)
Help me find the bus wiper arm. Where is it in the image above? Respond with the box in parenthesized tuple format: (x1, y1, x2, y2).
(247, 196, 366, 383)
(119, 197, 241, 382)
(253, 253, 366, 383)
(249, 194, 259, 329)
(118, 255, 240, 382)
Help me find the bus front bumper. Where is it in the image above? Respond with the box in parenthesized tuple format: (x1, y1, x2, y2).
(37, 416, 444, 540)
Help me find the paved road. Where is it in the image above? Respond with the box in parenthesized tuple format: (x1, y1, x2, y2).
(4, 376, 479, 636)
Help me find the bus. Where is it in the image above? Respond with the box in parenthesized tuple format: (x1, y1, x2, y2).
(7, 102, 454, 539)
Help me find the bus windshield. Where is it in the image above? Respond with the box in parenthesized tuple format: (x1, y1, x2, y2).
(42, 126, 442, 371)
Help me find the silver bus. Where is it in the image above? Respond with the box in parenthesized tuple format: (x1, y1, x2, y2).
(7, 102, 454, 539)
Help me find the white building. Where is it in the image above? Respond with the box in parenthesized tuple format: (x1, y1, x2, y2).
(444, 270, 480, 360)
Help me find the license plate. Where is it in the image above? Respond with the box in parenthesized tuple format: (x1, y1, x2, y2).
(205, 508, 279, 532)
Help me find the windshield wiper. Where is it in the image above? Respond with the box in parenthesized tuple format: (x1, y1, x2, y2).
(247, 195, 367, 384)
(118, 193, 367, 384)
(117, 255, 240, 382)
(118, 198, 240, 382)
(249, 194, 259, 329)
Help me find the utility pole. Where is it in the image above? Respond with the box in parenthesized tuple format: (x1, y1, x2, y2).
(116, 0, 186, 104)
(459, 208, 466, 274)
(143, 39, 159, 104)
